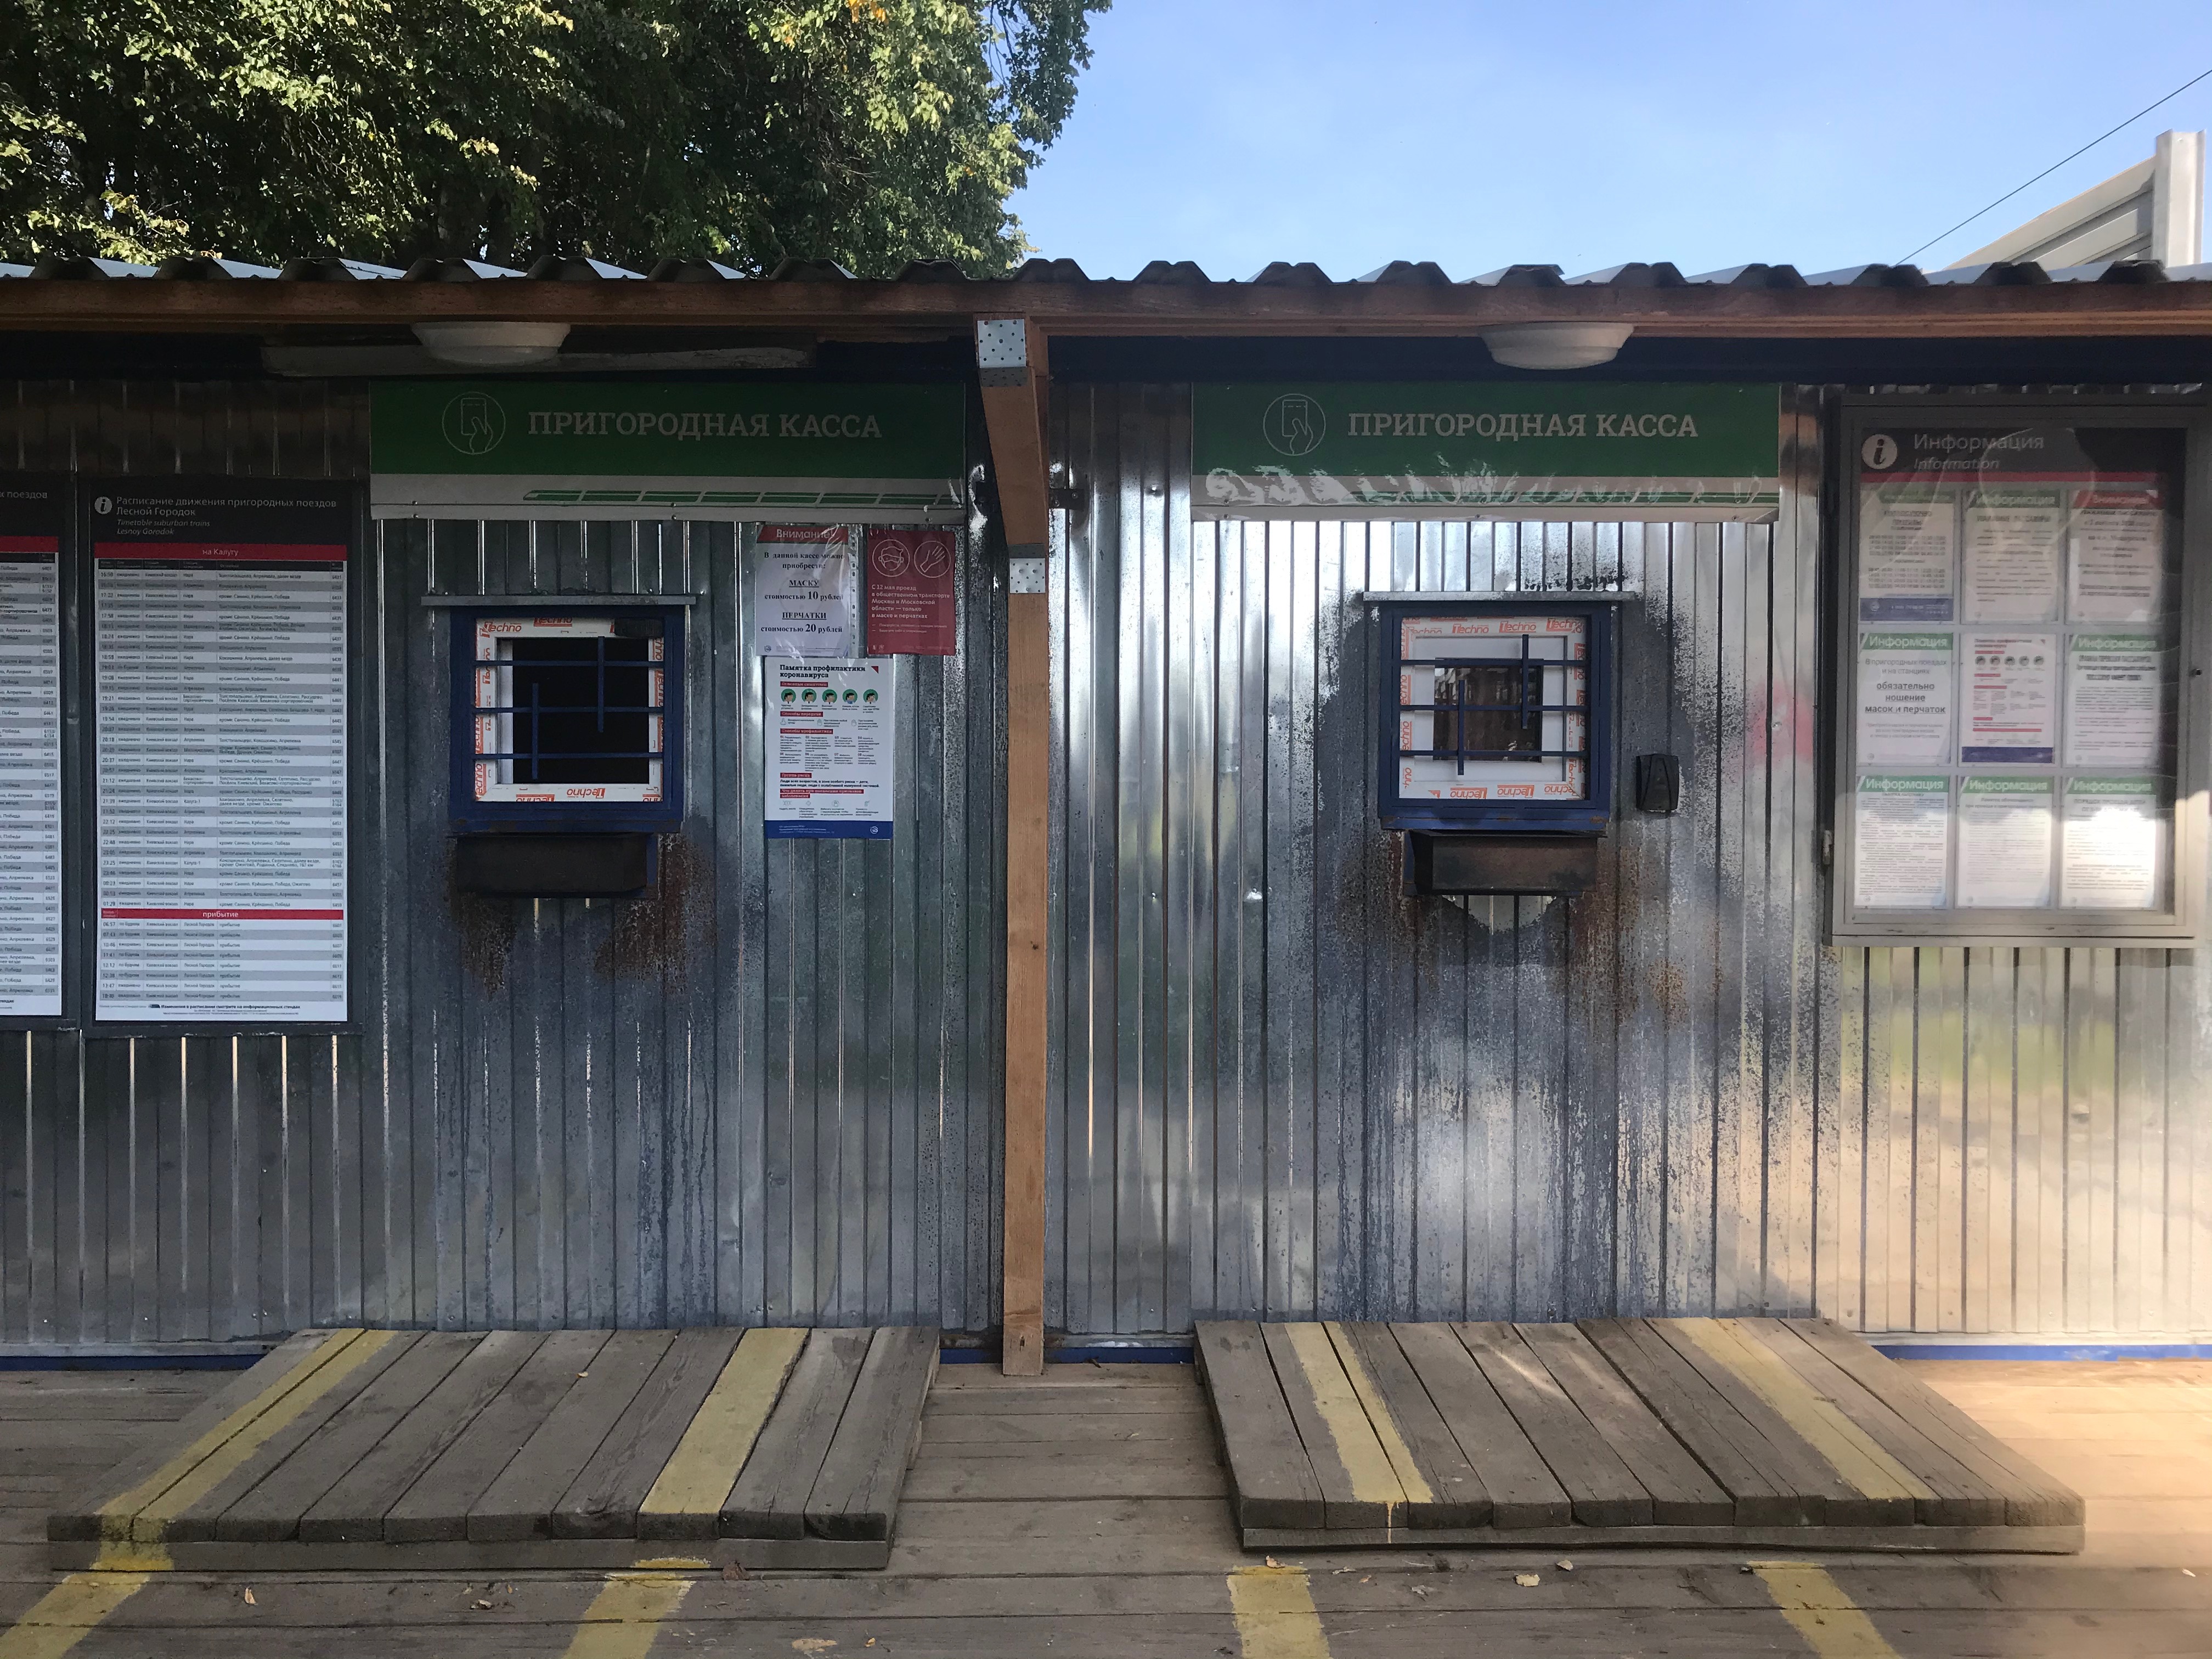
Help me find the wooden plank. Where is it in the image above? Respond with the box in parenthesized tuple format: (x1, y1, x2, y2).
(1785, 1318, 2084, 1526)
(805, 1327, 940, 1541)
(1514, 1322, 1732, 1525)
(466, 1330, 672, 1541)
(382, 1331, 605, 1543)
(98, 1331, 402, 1547)
(1335, 1323, 1489, 1527)
(1642, 1319, 1895, 1526)
(1673, 1318, 1928, 1520)
(1578, 1318, 1815, 1526)
(1259, 1322, 1406, 1529)
(299, 1330, 540, 1543)
(1390, 1321, 1570, 1527)
(48, 1329, 334, 1542)
(637, 1328, 808, 1541)
(163, 1333, 427, 1543)
(721, 1328, 871, 1539)
(550, 1327, 741, 1539)
(1734, 1318, 2005, 1526)
(1002, 579, 1049, 1377)
(1452, 1322, 1652, 1527)
(1192, 1322, 1323, 1530)
(215, 1333, 481, 1543)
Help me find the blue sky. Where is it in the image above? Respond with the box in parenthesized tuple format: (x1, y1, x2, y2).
(1007, 2, 2212, 280)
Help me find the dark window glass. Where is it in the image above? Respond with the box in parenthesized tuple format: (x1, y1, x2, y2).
(508, 637, 653, 784)
(1432, 663, 1541, 763)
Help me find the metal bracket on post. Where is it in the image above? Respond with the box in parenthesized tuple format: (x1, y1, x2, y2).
(1008, 557, 1047, 594)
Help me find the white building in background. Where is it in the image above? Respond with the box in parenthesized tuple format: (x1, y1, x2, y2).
(1952, 128, 2204, 270)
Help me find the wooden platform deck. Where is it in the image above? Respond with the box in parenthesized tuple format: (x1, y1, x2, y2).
(47, 1325, 938, 1572)
(1197, 1317, 2086, 1553)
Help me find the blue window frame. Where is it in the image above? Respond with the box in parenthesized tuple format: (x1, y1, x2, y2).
(1375, 597, 1615, 834)
(450, 607, 684, 832)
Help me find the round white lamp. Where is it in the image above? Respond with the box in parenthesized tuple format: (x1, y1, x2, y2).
(411, 321, 571, 368)
(1479, 322, 1634, 371)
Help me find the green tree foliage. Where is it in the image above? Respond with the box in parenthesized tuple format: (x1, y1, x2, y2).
(0, 0, 1103, 273)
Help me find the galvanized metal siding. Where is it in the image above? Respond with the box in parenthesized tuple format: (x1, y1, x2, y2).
(1048, 382, 2212, 1336)
(0, 380, 1001, 1343)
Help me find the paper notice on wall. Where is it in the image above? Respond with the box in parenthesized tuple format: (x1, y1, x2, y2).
(764, 658, 895, 838)
(753, 525, 856, 658)
(1962, 486, 2065, 623)
(1859, 486, 1956, 620)
(864, 527, 958, 655)
(1855, 632, 1953, 764)
(1961, 633, 2057, 763)
(1954, 777, 2053, 909)
(1853, 775, 1951, 909)
(2064, 634, 2165, 769)
(0, 479, 63, 1016)
(2067, 489, 2166, 622)
(2061, 776, 2166, 910)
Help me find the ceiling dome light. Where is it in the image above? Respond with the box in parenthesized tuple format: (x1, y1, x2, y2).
(1479, 323, 1634, 371)
(411, 321, 570, 368)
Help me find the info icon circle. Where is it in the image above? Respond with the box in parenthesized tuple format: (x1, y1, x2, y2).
(1861, 433, 1899, 470)
(1262, 393, 1326, 458)
(93, 496, 113, 516)
(442, 392, 507, 456)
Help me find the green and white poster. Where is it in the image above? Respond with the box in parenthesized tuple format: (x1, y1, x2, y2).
(1191, 383, 1779, 520)
(370, 381, 966, 522)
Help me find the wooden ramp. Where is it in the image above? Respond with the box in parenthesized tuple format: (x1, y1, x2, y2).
(1196, 1317, 2084, 1553)
(50, 1325, 938, 1571)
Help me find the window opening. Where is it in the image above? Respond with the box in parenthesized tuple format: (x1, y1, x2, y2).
(469, 615, 670, 806)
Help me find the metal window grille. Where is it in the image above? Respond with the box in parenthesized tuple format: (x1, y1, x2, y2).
(472, 628, 668, 789)
(1396, 634, 1588, 772)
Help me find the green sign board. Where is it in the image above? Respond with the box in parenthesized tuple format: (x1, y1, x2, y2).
(1192, 383, 1780, 520)
(370, 381, 967, 522)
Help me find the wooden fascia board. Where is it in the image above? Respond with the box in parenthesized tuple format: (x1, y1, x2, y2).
(3, 281, 2211, 337)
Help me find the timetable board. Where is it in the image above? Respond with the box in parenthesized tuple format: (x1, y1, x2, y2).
(92, 483, 349, 1023)
(0, 480, 63, 1017)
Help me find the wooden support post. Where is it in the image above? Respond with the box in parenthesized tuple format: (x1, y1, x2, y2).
(977, 319, 1052, 1376)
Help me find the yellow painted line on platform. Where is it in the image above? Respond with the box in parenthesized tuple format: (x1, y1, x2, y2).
(0, 1573, 151, 1659)
(125, 1328, 401, 1543)
(1280, 1323, 1406, 1514)
(563, 1571, 695, 1659)
(1753, 1562, 1902, 1658)
(1323, 1323, 1436, 1507)
(93, 1327, 364, 1544)
(1227, 1565, 1331, 1659)
(1681, 1319, 1929, 1505)
(639, 1327, 808, 1532)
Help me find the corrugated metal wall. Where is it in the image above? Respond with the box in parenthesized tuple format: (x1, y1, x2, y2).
(0, 381, 1002, 1344)
(1046, 382, 2212, 1338)
(2, 376, 2206, 1345)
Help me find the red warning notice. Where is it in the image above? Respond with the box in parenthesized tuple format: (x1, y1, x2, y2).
(864, 528, 957, 656)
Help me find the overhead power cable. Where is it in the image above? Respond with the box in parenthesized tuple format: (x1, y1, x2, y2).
(1898, 65, 2212, 264)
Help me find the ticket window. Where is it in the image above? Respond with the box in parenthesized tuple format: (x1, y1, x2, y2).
(1833, 403, 2208, 946)
(448, 606, 686, 896)
(1375, 597, 1618, 896)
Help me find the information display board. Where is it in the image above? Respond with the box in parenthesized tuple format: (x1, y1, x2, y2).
(91, 482, 349, 1022)
(763, 658, 895, 839)
(1835, 413, 2199, 945)
(0, 479, 63, 1017)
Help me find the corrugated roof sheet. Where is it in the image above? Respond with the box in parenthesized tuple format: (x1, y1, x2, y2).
(3, 253, 2208, 286)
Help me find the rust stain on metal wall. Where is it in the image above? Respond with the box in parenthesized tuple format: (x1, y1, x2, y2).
(445, 838, 517, 997)
(597, 828, 710, 985)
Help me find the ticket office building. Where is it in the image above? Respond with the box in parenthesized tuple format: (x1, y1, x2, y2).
(1, 264, 2210, 1354)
